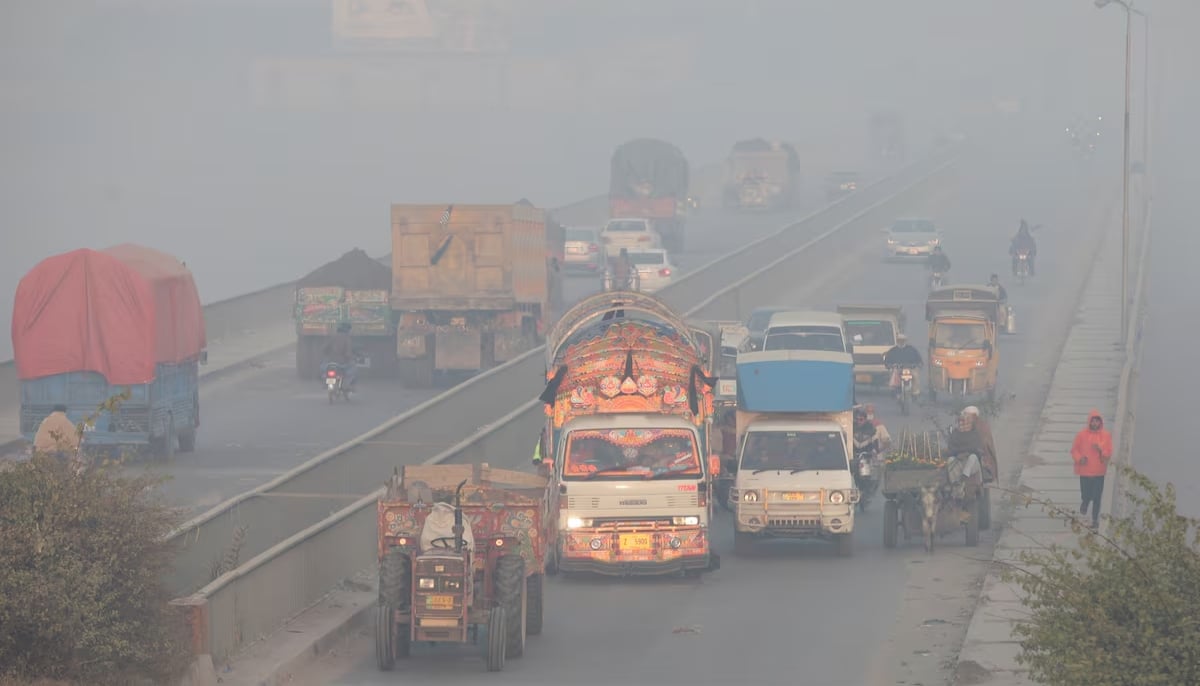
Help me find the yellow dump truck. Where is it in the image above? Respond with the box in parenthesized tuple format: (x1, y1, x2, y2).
(390, 203, 564, 386)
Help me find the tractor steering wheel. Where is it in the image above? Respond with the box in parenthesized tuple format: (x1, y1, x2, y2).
(428, 536, 461, 550)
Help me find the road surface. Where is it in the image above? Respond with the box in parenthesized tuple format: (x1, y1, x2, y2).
(131, 194, 843, 515)
(296, 134, 1115, 685)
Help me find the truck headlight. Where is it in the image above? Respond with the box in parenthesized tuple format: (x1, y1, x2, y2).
(829, 491, 846, 505)
(672, 516, 700, 526)
(567, 517, 592, 529)
(742, 490, 759, 503)
(418, 578, 435, 590)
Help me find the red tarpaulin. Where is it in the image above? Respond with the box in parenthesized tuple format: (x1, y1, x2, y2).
(11, 244, 207, 385)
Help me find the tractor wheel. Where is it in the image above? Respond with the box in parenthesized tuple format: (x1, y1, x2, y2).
(494, 554, 526, 658)
(375, 605, 394, 671)
(526, 573, 544, 636)
(378, 547, 411, 657)
(485, 606, 507, 672)
(883, 500, 899, 549)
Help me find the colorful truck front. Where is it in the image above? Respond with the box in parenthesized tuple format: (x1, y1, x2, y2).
(732, 349, 859, 556)
(541, 291, 719, 576)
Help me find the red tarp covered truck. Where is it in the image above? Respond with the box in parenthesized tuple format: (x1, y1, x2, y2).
(12, 244, 207, 458)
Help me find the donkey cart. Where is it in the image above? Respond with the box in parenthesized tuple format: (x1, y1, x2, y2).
(881, 456, 983, 553)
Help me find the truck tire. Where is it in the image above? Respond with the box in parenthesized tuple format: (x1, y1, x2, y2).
(883, 500, 899, 549)
(525, 573, 544, 636)
(379, 547, 411, 609)
(178, 428, 196, 453)
(494, 554, 526, 658)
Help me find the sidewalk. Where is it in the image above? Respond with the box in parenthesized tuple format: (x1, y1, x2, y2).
(0, 321, 295, 452)
(952, 201, 1127, 683)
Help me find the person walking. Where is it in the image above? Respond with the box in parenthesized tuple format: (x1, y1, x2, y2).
(1070, 409, 1113, 529)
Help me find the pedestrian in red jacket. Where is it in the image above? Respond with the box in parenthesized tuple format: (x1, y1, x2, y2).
(1070, 409, 1113, 528)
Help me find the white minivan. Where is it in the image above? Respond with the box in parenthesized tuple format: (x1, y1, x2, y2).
(761, 310, 853, 354)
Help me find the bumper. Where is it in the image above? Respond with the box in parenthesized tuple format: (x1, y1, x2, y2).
(557, 554, 712, 576)
(887, 245, 934, 258)
(735, 507, 856, 537)
(558, 528, 711, 576)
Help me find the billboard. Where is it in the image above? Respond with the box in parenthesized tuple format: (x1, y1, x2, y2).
(331, 0, 511, 53)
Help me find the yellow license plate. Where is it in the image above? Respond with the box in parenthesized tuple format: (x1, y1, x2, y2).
(856, 373, 873, 384)
(782, 492, 810, 502)
(425, 594, 454, 610)
(619, 533, 653, 551)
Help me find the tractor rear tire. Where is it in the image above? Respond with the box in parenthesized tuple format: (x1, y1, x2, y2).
(486, 606, 507, 672)
(526, 573, 544, 636)
(375, 605, 394, 671)
(495, 554, 526, 658)
(378, 547, 411, 658)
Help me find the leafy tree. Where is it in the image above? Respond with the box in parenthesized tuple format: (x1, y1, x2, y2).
(0, 397, 191, 684)
(1001, 467, 1200, 686)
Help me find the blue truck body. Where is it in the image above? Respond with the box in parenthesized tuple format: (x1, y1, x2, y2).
(20, 361, 200, 452)
(736, 349, 856, 413)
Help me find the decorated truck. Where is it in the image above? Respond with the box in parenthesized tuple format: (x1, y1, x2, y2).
(609, 139, 690, 252)
(390, 202, 564, 387)
(12, 244, 207, 458)
(731, 349, 859, 556)
(294, 249, 396, 380)
(721, 138, 803, 211)
(538, 291, 721, 576)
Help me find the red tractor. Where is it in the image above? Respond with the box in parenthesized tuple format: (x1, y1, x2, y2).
(375, 464, 553, 672)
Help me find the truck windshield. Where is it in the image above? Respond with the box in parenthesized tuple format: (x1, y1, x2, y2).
(718, 351, 738, 377)
(933, 322, 988, 350)
(844, 320, 895, 347)
(763, 325, 846, 352)
(739, 431, 847, 472)
(563, 428, 701, 480)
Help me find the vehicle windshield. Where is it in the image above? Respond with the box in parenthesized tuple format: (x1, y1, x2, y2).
(606, 220, 648, 233)
(762, 325, 846, 352)
(844, 320, 895, 347)
(718, 352, 738, 377)
(565, 228, 596, 242)
(739, 431, 847, 472)
(562, 428, 701, 480)
(892, 220, 935, 233)
(746, 309, 782, 331)
(627, 252, 665, 265)
(933, 321, 988, 350)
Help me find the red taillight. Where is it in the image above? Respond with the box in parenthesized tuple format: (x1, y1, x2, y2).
(587, 243, 599, 253)
(637, 235, 650, 242)
(658, 268, 671, 277)
(327, 370, 337, 377)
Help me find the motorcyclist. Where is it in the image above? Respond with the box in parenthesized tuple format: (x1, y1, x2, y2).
(608, 248, 638, 291)
(1010, 220, 1037, 275)
(883, 333, 923, 397)
(853, 408, 879, 455)
(987, 273, 1008, 301)
(863, 403, 892, 452)
(927, 245, 951, 274)
(322, 321, 357, 389)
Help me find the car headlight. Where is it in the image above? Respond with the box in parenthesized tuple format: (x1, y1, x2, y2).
(742, 490, 759, 502)
(829, 491, 846, 505)
(887, 239, 897, 245)
(934, 359, 943, 366)
(567, 517, 591, 529)
(418, 578, 435, 589)
(672, 516, 700, 526)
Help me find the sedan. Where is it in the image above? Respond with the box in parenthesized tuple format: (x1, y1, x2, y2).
(625, 248, 676, 293)
(563, 226, 605, 273)
(884, 217, 942, 260)
(601, 217, 662, 257)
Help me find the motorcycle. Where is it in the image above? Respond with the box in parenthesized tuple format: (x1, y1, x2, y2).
(1014, 250, 1031, 284)
(601, 266, 641, 292)
(929, 270, 946, 290)
(852, 449, 879, 512)
(894, 365, 917, 415)
(323, 363, 352, 404)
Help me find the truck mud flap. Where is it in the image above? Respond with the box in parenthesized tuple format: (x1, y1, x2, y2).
(435, 330, 482, 370)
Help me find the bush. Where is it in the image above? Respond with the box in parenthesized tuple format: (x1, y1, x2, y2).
(1002, 467, 1200, 686)
(0, 406, 191, 684)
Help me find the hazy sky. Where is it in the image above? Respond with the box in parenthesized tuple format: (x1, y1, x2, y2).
(0, 0, 1145, 360)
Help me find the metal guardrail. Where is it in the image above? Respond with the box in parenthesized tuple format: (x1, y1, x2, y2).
(173, 150, 960, 664)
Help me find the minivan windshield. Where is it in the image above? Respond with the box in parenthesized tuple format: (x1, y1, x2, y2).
(562, 428, 701, 480)
(762, 325, 846, 352)
(739, 431, 847, 472)
(844, 320, 895, 347)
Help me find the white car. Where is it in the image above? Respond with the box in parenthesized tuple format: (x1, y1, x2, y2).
(601, 217, 662, 256)
(884, 217, 942, 260)
(625, 248, 676, 293)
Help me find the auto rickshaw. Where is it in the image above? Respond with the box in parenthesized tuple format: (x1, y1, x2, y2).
(924, 285, 1002, 402)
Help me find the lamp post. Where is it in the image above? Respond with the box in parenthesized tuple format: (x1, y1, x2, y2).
(1093, 0, 1148, 335)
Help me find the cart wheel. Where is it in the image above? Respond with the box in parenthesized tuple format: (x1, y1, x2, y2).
(375, 605, 395, 671)
(966, 503, 980, 547)
(485, 607, 507, 672)
(883, 500, 899, 549)
(979, 487, 992, 531)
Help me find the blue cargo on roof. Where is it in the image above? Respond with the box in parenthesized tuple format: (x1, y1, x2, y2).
(736, 350, 855, 413)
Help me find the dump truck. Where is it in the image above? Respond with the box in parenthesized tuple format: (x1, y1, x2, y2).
(375, 464, 553, 672)
(722, 138, 802, 211)
(12, 244, 207, 459)
(609, 139, 690, 252)
(390, 202, 564, 387)
(294, 249, 396, 380)
(539, 290, 721, 577)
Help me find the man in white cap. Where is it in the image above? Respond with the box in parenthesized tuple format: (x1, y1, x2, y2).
(961, 406, 998, 483)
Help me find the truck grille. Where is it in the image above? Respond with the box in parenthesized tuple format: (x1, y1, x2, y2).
(767, 517, 821, 529)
